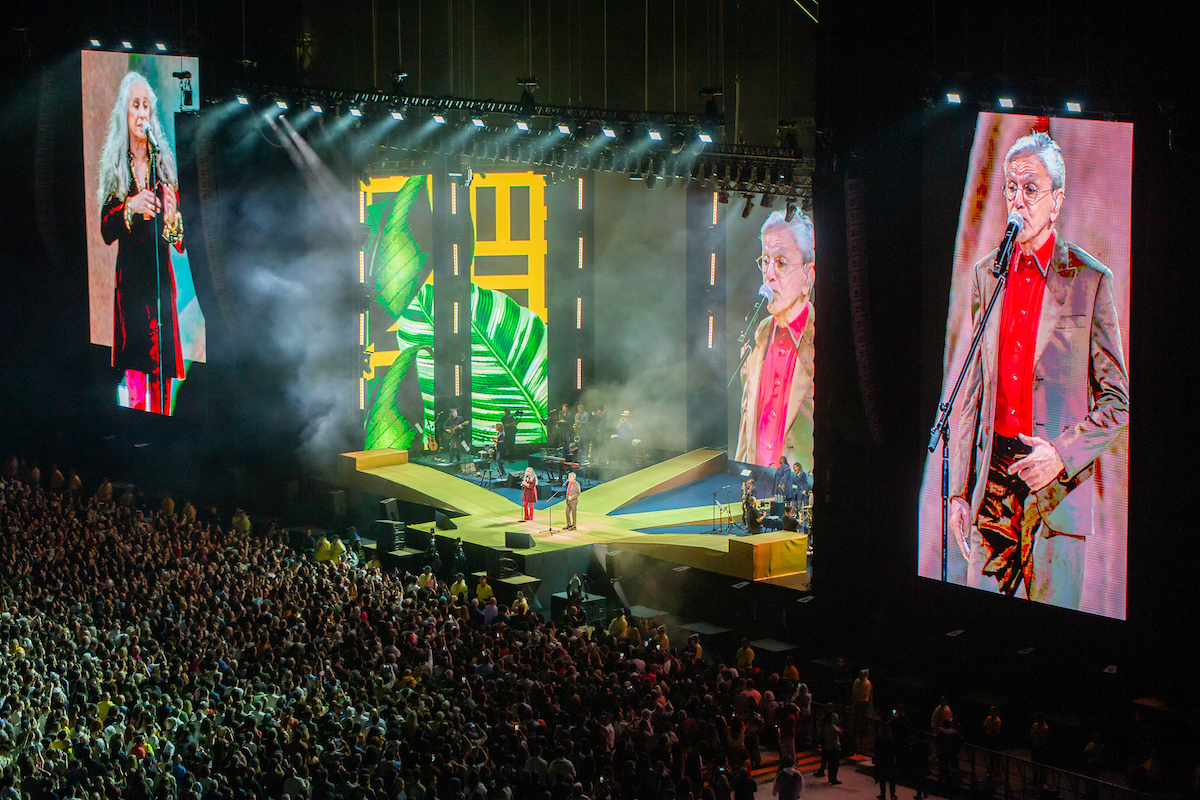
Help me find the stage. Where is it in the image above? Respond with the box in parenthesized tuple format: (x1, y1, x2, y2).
(337, 447, 809, 586)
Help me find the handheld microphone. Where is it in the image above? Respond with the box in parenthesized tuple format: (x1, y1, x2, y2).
(739, 284, 774, 344)
(992, 211, 1024, 277)
(141, 121, 160, 152)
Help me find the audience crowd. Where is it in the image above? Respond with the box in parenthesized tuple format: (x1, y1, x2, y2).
(0, 458, 824, 800)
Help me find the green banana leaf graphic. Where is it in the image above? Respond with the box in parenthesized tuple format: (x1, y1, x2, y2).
(363, 344, 430, 450)
(365, 175, 429, 318)
(395, 284, 548, 445)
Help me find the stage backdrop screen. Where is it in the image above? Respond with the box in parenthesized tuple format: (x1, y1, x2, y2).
(359, 172, 550, 453)
(82, 50, 205, 415)
(919, 112, 1131, 619)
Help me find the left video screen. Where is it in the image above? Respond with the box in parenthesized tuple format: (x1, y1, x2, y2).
(82, 50, 205, 416)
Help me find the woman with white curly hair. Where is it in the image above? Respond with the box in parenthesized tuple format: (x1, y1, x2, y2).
(98, 71, 185, 414)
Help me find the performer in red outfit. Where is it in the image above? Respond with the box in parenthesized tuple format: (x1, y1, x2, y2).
(97, 72, 185, 415)
(520, 467, 538, 521)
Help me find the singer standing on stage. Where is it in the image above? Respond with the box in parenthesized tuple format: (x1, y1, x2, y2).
(564, 472, 581, 530)
(735, 211, 816, 471)
(521, 467, 538, 521)
(99, 72, 185, 415)
(949, 131, 1128, 610)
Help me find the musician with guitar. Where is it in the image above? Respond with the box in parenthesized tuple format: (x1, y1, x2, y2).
(743, 478, 766, 534)
(445, 408, 469, 463)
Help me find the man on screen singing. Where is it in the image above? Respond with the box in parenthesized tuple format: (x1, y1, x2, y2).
(735, 211, 816, 472)
(949, 131, 1128, 609)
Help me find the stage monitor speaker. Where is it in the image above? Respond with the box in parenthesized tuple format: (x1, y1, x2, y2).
(435, 511, 458, 530)
(505, 530, 535, 550)
(537, 484, 552, 501)
(373, 520, 404, 553)
(381, 498, 399, 522)
(506, 473, 522, 489)
(406, 527, 433, 552)
(486, 548, 515, 578)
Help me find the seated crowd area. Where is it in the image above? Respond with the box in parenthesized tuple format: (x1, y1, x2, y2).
(0, 457, 832, 800)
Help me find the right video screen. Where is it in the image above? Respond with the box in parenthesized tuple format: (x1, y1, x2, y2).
(919, 112, 1132, 619)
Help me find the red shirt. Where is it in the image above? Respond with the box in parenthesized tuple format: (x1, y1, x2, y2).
(755, 304, 810, 465)
(994, 232, 1055, 439)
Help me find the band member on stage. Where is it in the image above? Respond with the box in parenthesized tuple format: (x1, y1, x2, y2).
(554, 403, 572, 447)
(493, 423, 508, 475)
(564, 471, 582, 530)
(616, 411, 634, 440)
(774, 456, 792, 499)
(521, 467, 538, 521)
(743, 485, 766, 534)
(782, 505, 800, 532)
(445, 408, 468, 463)
(501, 408, 518, 458)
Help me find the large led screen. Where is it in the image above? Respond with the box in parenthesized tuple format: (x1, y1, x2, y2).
(82, 50, 205, 415)
(919, 113, 1131, 619)
(359, 172, 549, 453)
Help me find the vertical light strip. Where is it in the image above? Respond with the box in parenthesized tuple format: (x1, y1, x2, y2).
(453, 242, 459, 276)
(359, 378, 365, 410)
(454, 364, 461, 397)
(710, 252, 717, 286)
(577, 237, 584, 269)
(359, 191, 365, 224)
(577, 177, 584, 210)
(453, 301, 460, 334)
(359, 250, 365, 283)
(576, 358, 582, 390)
(450, 185, 458, 215)
(712, 192, 719, 225)
(707, 315, 714, 349)
(359, 312, 365, 346)
(576, 296, 583, 329)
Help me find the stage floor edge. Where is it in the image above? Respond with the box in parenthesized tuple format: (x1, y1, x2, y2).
(338, 448, 808, 582)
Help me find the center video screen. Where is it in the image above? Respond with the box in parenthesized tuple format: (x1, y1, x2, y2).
(919, 112, 1132, 619)
(82, 49, 205, 416)
(359, 172, 550, 454)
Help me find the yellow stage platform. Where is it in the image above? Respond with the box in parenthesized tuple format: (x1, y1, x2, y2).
(338, 448, 808, 583)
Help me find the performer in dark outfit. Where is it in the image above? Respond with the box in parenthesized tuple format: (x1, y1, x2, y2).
(445, 408, 468, 463)
(743, 485, 765, 534)
(501, 408, 518, 458)
(98, 72, 185, 415)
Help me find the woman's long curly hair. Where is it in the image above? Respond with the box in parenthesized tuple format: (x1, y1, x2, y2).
(97, 71, 177, 207)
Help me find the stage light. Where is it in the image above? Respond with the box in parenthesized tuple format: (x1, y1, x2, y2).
(761, 194, 775, 209)
(648, 130, 663, 141)
(121, 41, 133, 50)
(785, 200, 797, 223)
(275, 99, 288, 110)
(1066, 101, 1082, 113)
(237, 95, 250, 105)
(516, 119, 530, 131)
(349, 107, 363, 117)
(391, 108, 404, 120)
(601, 126, 616, 139)
(646, 171, 657, 190)
(471, 116, 485, 127)
(698, 132, 713, 143)
(557, 121, 572, 134)
(155, 43, 167, 52)
(741, 194, 755, 218)
(310, 103, 323, 114)
(433, 111, 447, 124)
(946, 92, 961, 104)
(89, 38, 101, 48)
(999, 97, 1014, 109)
(717, 190, 729, 204)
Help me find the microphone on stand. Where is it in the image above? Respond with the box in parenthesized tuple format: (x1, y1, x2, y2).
(739, 284, 774, 345)
(992, 211, 1024, 277)
(141, 120, 160, 152)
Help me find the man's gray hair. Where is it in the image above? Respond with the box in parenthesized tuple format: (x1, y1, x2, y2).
(1005, 131, 1066, 192)
(760, 210, 816, 265)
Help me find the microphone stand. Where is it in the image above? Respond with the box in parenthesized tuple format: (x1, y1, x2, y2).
(544, 486, 564, 535)
(727, 287, 774, 388)
(928, 260, 1011, 582)
(148, 135, 165, 414)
